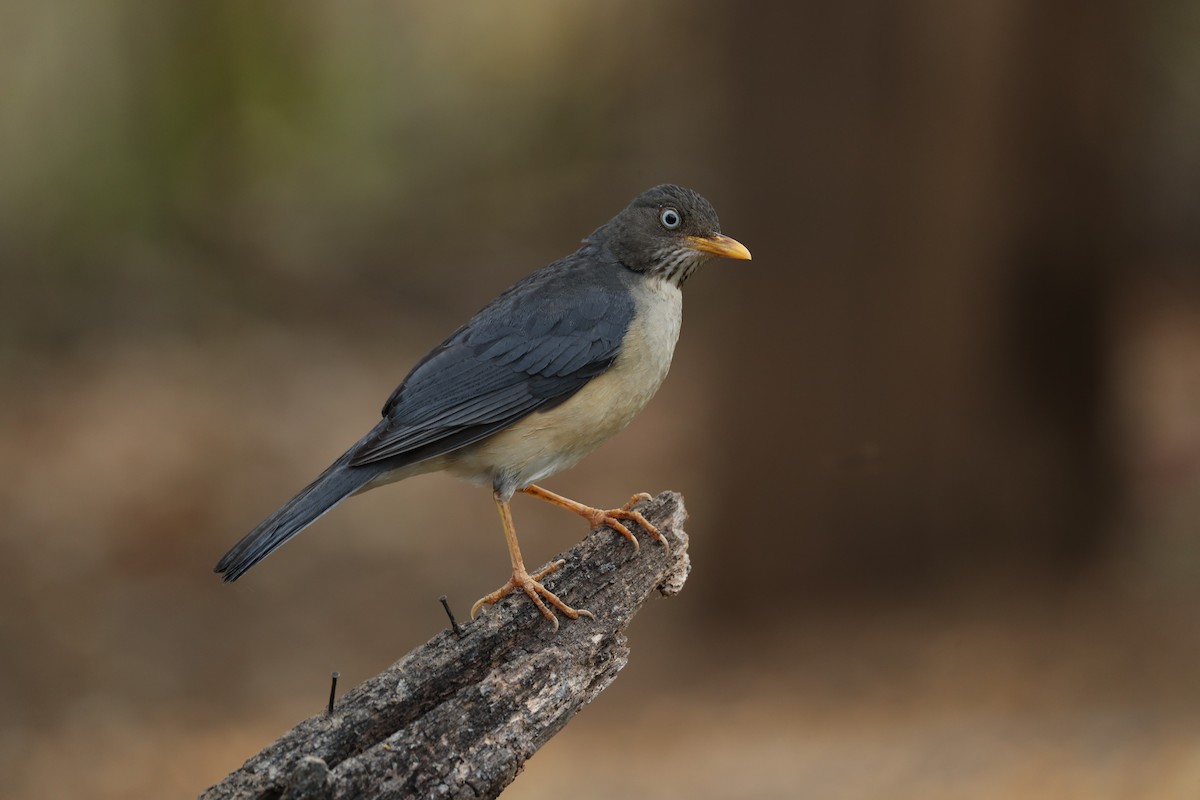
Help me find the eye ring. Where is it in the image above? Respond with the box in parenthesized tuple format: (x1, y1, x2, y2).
(659, 207, 682, 230)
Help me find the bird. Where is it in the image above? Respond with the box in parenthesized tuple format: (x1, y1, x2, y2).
(215, 184, 751, 628)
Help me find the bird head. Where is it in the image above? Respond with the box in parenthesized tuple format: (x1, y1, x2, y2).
(591, 184, 752, 287)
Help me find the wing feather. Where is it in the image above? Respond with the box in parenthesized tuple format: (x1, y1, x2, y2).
(348, 260, 634, 468)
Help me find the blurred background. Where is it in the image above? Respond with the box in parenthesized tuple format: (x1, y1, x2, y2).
(3, 1, 1200, 797)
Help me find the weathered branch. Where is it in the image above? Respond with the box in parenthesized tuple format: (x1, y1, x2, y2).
(202, 491, 690, 800)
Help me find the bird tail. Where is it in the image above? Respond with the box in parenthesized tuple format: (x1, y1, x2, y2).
(214, 431, 389, 582)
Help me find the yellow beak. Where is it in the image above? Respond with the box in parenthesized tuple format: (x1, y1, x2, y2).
(685, 233, 752, 261)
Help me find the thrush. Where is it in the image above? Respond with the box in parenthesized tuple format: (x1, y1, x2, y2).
(215, 184, 751, 627)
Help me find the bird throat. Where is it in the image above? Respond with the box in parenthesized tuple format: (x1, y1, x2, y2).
(648, 248, 704, 288)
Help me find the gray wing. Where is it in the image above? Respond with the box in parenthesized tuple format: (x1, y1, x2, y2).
(348, 261, 634, 468)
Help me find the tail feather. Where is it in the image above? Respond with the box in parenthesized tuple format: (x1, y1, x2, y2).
(215, 437, 387, 582)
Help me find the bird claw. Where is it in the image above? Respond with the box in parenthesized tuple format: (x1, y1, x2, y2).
(587, 496, 668, 552)
(622, 492, 654, 511)
(470, 559, 593, 630)
(519, 484, 668, 556)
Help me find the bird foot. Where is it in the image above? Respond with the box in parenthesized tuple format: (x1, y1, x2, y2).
(469, 559, 594, 631)
(521, 486, 668, 553)
(583, 493, 667, 553)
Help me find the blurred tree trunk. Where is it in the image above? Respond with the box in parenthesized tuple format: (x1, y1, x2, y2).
(703, 0, 1148, 615)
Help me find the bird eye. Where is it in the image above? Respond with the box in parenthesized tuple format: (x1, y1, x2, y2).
(659, 207, 682, 230)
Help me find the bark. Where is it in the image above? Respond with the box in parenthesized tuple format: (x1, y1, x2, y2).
(201, 491, 690, 800)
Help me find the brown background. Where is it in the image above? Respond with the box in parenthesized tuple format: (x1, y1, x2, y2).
(4, 1, 1200, 797)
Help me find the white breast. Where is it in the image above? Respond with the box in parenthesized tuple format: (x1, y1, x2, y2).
(447, 276, 684, 492)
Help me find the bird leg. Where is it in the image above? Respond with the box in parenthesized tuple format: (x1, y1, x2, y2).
(470, 491, 594, 630)
(521, 485, 668, 552)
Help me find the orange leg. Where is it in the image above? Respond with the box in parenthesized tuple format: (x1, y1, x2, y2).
(521, 485, 667, 552)
(470, 491, 593, 630)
